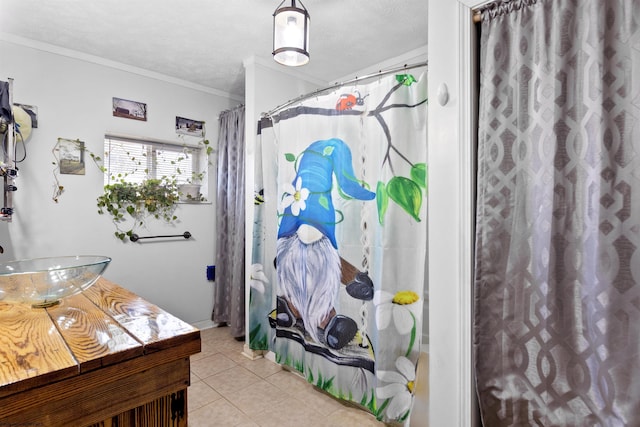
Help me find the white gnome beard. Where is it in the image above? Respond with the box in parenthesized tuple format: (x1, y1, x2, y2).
(277, 233, 341, 344)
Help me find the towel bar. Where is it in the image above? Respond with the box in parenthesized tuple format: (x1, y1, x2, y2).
(130, 231, 191, 242)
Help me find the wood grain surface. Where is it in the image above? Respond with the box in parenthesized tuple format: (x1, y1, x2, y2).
(0, 277, 201, 426)
(46, 292, 143, 372)
(0, 356, 190, 425)
(83, 278, 200, 353)
(0, 301, 78, 397)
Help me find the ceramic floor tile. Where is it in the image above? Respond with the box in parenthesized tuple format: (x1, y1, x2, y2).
(290, 384, 348, 416)
(189, 398, 257, 427)
(220, 347, 248, 363)
(213, 339, 246, 354)
(188, 380, 222, 411)
(264, 369, 348, 416)
(325, 407, 386, 426)
(197, 338, 225, 356)
(222, 346, 262, 364)
(266, 369, 314, 396)
(190, 351, 207, 362)
(191, 352, 238, 380)
(190, 368, 201, 384)
(223, 378, 290, 416)
(237, 356, 284, 379)
(200, 325, 235, 341)
(202, 333, 246, 354)
(246, 398, 334, 427)
(203, 365, 262, 397)
(188, 326, 408, 426)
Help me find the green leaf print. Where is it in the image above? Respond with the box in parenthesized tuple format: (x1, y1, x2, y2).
(376, 181, 388, 225)
(285, 153, 296, 162)
(410, 163, 427, 191)
(318, 194, 330, 210)
(387, 176, 422, 222)
(396, 74, 417, 86)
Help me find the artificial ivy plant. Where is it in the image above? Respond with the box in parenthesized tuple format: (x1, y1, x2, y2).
(96, 177, 179, 241)
(175, 137, 211, 202)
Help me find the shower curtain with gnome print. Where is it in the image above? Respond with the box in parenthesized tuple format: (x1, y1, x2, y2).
(250, 71, 427, 424)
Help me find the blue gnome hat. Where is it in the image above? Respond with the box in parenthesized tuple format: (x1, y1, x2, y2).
(278, 138, 375, 248)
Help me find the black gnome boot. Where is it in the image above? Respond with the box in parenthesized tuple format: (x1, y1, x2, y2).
(323, 315, 358, 350)
(345, 271, 374, 301)
(276, 296, 295, 327)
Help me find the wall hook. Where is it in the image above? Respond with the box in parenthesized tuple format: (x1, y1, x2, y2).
(437, 83, 449, 106)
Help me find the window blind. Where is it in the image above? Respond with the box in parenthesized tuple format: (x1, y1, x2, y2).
(104, 136, 198, 185)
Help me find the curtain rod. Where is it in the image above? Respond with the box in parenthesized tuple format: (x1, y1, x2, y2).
(262, 60, 428, 118)
(219, 103, 245, 118)
(473, 0, 538, 23)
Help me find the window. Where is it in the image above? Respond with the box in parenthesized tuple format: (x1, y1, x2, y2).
(104, 135, 203, 187)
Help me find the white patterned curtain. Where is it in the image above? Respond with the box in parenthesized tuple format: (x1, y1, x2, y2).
(250, 71, 427, 424)
(213, 105, 246, 338)
(474, 1, 640, 425)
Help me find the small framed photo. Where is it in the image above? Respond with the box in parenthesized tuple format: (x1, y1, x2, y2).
(112, 97, 147, 121)
(56, 138, 85, 175)
(176, 116, 205, 137)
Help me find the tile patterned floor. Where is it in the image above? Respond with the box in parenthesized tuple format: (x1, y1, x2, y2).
(188, 326, 387, 427)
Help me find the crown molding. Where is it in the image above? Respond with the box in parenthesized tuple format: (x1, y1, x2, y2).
(0, 32, 243, 102)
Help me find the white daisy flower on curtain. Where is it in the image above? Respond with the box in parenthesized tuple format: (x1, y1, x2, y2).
(374, 289, 421, 335)
(376, 356, 417, 420)
(249, 263, 269, 294)
(281, 176, 309, 216)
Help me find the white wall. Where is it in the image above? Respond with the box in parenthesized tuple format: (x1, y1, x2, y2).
(428, 0, 480, 426)
(0, 38, 237, 325)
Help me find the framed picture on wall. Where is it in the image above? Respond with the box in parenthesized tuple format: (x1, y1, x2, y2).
(112, 97, 147, 121)
(56, 138, 86, 175)
(175, 116, 205, 137)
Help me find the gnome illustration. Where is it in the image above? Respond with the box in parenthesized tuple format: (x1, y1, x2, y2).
(276, 138, 375, 350)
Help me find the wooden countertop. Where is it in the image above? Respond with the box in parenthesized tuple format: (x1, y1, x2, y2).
(0, 277, 201, 401)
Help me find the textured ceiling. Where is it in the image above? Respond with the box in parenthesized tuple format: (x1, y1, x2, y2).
(0, 0, 428, 99)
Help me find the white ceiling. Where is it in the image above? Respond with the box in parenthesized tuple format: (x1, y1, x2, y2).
(0, 0, 428, 100)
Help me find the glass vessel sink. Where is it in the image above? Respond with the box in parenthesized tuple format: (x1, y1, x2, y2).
(0, 255, 111, 308)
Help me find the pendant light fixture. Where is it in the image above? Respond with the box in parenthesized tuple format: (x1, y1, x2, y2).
(272, 0, 310, 67)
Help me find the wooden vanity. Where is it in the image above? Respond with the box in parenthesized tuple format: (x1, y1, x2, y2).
(0, 278, 201, 426)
